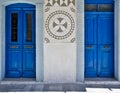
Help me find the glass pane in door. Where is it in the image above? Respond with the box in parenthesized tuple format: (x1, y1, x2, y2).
(26, 13, 32, 42)
(11, 13, 18, 42)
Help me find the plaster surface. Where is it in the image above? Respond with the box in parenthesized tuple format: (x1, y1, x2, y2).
(44, 43, 76, 83)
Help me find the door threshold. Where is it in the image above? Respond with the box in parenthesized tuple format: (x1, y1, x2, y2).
(85, 78, 116, 81)
(1, 78, 38, 84)
(84, 78, 120, 85)
(3, 78, 36, 81)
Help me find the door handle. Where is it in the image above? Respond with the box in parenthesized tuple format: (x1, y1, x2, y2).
(24, 46, 33, 49)
(10, 45, 18, 49)
(103, 46, 110, 49)
(86, 45, 93, 49)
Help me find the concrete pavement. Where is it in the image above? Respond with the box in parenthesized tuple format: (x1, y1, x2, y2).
(0, 78, 120, 92)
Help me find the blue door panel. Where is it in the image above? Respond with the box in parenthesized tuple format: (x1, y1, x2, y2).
(6, 9, 22, 77)
(22, 10, 35, 77)
(6, 51, 22, 77)
(23, 50, 35, 77)
(98, 45, 114, 77)
(85, 45, 97, 77)
(85, 0, 113, 4)
(6, 10, 22, 44)
(85, 14, 97, 44)
(98, 14, 114, 44)
(23, 10, 35, 44)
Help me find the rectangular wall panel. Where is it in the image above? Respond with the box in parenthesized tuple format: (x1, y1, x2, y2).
(44, 0, 77, 82)
(44, 0, 76, 43)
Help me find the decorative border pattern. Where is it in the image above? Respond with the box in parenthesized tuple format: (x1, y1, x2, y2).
(46, 0, 75, 7)
(45, 37, 50, 43)
(71, 38, 76, 43)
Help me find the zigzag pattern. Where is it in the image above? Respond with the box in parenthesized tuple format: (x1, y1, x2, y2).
(46, 0, 75, 7)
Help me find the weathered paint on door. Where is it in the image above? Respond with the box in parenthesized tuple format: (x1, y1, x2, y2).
(85, 12, 114, 77)
(6, 4, 36, 78)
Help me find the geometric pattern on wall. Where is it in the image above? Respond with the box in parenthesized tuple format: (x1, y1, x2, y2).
(45, 11, 75, 40)
(46, 0, 75, 7)
(44, 0, 76, 43)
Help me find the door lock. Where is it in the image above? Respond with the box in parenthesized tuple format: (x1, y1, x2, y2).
(10, 45, 18, 48)
(86, 45, 93, 49)
(103, 46, 110, 49)
(24, 46, 33, 49)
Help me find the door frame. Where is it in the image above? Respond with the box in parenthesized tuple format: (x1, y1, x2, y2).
(76, 0, 120, 82)
(0, 0, 43, 81)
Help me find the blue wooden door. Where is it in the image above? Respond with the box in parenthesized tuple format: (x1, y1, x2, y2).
(6, 4, 35, 78)
(85, 12, 114, 77)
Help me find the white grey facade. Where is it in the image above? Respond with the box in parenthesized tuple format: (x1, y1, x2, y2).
(0, 0, 119, 83)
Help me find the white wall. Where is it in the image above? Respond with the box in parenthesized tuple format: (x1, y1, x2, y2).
(43, 0, 84, 83)
(44, 43, 76, 83)
(44, 0, 78, 83)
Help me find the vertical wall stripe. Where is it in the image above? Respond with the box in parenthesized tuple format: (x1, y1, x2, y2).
(115, 0, 120, 81)
(76, 0, 84, 82)
(0, 5, 3, 80)
(114, 0, 118, 79)
(0, 4, 5, 80)
(36, 3, 44, 81)
(116, 0, 120, 81)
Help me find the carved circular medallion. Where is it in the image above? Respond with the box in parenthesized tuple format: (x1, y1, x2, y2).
(45, 11, 75, 40)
